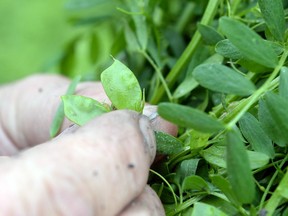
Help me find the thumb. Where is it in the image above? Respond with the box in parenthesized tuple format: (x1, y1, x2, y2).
(0, 110, 156, 216)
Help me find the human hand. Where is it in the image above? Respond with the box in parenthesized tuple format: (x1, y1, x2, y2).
(0, 74, 177, 216)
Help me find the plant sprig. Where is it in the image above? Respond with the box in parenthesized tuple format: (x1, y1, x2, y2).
(51, 0, 288, 215)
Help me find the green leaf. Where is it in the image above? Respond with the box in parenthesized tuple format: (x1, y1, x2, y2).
(219, 17, 278, 68)
(124, 24, 140, 52)
(62, 95, 109, 126)
(237, 58, 270, 74)
(186, 130, 210, 150)
(215, 39, 243, 59)
(50, 75, 82, 137)
(187, 45, 211, 72)
(247, 151, 270, 170)
(201, 145, 226, 168)
(182, 175, 209, 192)
(151, 184, 177, 203)
(259, 93, 288, 147)
(258, 0, 286, 41)
(128, 2, 148, 50)
(192, 202, 228, 216)
(279, 67, 288, 100)
(176, 159, 200, 183)
(199, 195, 238, 215)
(269, 41, 285, 56)
(133, 14, 148, 50)
(158, 103, 224, 133)
(193, 63, 256, 96)
(155, 131, 184, 154)
(274, 172, 288, 200)
(173, 76, 199, 99)
(173, 53, 224, 99)
(239, 112, 275, 158)
(210, 175, 240, 206)
(202, 145, 269, 170)
(226, 130, 255, 204)
(265, 169, 288, 214)
(181, 207, 194, 216)
(101, 59, 143, 112)
(197, 23, 224, 45)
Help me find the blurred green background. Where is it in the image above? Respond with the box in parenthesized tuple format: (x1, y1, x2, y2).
(0, 0, 118, 84)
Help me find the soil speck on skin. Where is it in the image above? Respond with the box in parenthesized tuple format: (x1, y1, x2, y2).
(92, 170, 98, 176)
(38, 88, 43, 93)
(127, 163, 135, 169)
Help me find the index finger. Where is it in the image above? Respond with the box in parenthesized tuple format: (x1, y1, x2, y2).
(0, 74, 177, 155)
(0, 74, 109, 153)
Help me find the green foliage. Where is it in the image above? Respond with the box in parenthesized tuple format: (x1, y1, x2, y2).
(226, 130, 255, 204)
(259, 93, 288, 147)
(9, 0, 288, 215)
(279, 67, 288, 99)
(155, 131, 184, 154)
(193, 63, 256, 96)
(158, 103, 224, 133)
(239, 112, 275, 158)
(62, 95, 110, 126)
(215, 39, 243, 59)
(50, 75, 82, 137)
(175, 159, 200, 183)
(258, 0, 286, 41)
(192, 202, 228, 216)
(182, 175, 209, 192)
(54, 59, 144, 127)
(198, 24, 224, 45)
(219, 17, 279, 68)
(201, 144, 269, 170)
(210, 175, 240, 206)
(101, 59, 143, 112)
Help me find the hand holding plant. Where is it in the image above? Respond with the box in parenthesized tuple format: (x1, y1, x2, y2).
(0, 74, 176, 215)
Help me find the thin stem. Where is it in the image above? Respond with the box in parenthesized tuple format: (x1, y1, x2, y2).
(230, 0, 242, 15)
(212, 74, 277, 119)
(252, 159, 282, 175)
(149, 0, 222, 104)
(260, 153, 288, 212)
(177, 183, 183, 205)
(149, 169, 178, 205)
(166, 195, 205, 216)
(175, 2, 195, 33)
(169, 153, 195, 170)
(225, 50, 288, 129)
(140, 50, 173, 102)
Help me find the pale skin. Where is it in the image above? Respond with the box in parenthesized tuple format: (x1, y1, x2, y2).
(0, 75, 177, 216)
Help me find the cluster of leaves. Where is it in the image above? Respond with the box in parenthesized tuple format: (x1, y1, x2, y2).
(50, 0, 288, 215)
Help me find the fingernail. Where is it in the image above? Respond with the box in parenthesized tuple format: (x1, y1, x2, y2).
(139, 115, 156, 164)
(143, 105, 158, 122)
(148, 112, 159, 122)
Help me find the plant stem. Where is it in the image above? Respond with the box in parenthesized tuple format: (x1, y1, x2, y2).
(230, 0, 242, 15)
(212, 71, 260, 118)
(149, 0, 222, 104)
(140, 50, 173, 101)
(149, 169, 178, 205)
(224, 50, 288, 129)
(175, 2, 195, 33)
(166, 195, 205, 216)
(262, 154, 288, 215)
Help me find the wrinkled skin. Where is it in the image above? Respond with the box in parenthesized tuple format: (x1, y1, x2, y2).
(0, 75, 177, 216)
